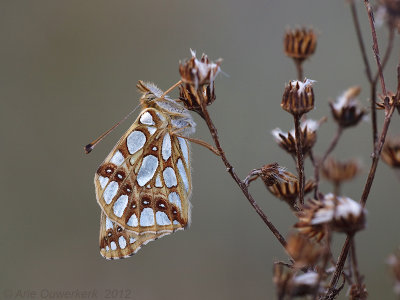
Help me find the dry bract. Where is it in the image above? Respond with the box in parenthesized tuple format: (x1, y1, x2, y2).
(179, 50, 221, 87)
(284, 28, 317, 62)
(272, 119, 320, 156)
(348, 283, 368, 300)
(376, 91, 400, 114)
(295, 194, 366, 239)
(273, 264, 320, 298)
(179, 84, 216, 114)
(376, 0, 400, 32)
(267, 179, 315, 209)
(322, 157, 362, 184)
(329, 86, 366, 128)
(285, 233, 322, 268)
(281, 79, 315, 116)
(260, 163, 297, 186)
(382, 137, 400, 168)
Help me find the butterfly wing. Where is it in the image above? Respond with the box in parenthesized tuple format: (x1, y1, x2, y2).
(95, 108, 192, 241)
(99, 211, 168, 259)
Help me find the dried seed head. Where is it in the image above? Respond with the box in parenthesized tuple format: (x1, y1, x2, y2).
(382, 137, 400, 168)
(179, 83, 216, 114)
(387, 248, 400, 295)
(179, 50, 221, 87)
(322, 157, 362, 184)
(284, 28, 317, 62)
(377, 91, 400, 114)
(295, 194, 366, 238)
(272, 119, 320, 157)
(285, 233, 322, 268)
(349, 283, 368, 300)
(260, 163, 297, 186)
(273, 264, 320, 298)
(329, 86, 367, 128)
(267, 179, 315, 209)
(376, 0, 400, 32)
(281, 79, 315, 116)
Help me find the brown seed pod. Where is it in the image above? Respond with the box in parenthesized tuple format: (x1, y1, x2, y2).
(284, 28, 317, 62)
(281, 79, 315, 116)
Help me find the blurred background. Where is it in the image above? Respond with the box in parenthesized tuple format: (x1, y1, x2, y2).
(1, 0, 399, 299)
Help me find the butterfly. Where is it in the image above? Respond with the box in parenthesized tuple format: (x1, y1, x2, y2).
(95, 81, 196, 259)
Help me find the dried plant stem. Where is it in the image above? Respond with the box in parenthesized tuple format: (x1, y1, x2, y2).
(323, 235, 352, 299)
(324, 104, 396, 297)
(364, 0, 387, 96)
(350, 239, 362, 288)
(196, 90, 287, 249)
(313, 126, 343, 197)
(350, 1, 394, 148)
(295, 59, 303, 81)
(293, 115, 305, 205)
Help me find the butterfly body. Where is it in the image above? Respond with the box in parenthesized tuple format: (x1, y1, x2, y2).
(95, 81, 195, 259)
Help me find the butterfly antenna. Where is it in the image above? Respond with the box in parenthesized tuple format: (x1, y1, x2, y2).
(161, 80, 182, 98)
(84, 103, 141, 154)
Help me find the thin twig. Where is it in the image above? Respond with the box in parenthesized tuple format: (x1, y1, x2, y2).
(197, 89, 288, 249)
(374, 25, 395, 84)
(295, 59, 303, 81)
(350, 0, 373, 82)
(312, 126, 343, 198)
(293, 115, 305, 205)
(350, 239, 362, 288)
(364, 0, 387, 96)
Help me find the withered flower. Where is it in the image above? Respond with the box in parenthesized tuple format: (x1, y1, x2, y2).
(295, 194, 366, 239)
(179, 84, 215, 115)
(179, 49, 221, 87)
(387, 248, 400, 296)
(273, 264, 320, 298)
(382, 137, 400, 168)
(179, 50, 221, 114)
(272, 119, 320, 156)
(260, 163, 297, 186)
(376, 0, 400, 32)
(322, 157, 362, 185)
(284, 28, 317, 62)
(329, 86, 366, 128)
(376, 91, 400, 114)
(285, 233, 322, 268)
(281, 79, 315, 116)
(348, 283, 368, 300)
(268, 179, 315, 209)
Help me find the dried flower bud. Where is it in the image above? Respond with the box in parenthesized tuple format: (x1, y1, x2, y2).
(273, 264, 320, 298)
(382, 137, 400, 168)
(348, 283, 368, 300)
(286, 233, 322, 268)
(281, 79, 315, 116)
(376, 0, 400, 32)
(260, 163, 297, 186)
(377, 91, 400, 114)
(295, 194, 366, 239)
(387, 248, 400, 296)
(267, 179, 315, 209)
(179, 50, 221, 87)
(179, 83, 216, 114)
(322, 157, 362, 185)
(284, 28, 317, 62)
(329, 86, 367, 128)
(272, 119, 320, 157)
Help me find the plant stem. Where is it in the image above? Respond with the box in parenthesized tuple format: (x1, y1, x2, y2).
(293, 115, 305, 205)
(312, 126, 343, 198)
(197, 89, 287, 249)
(295, 59, 303, 81)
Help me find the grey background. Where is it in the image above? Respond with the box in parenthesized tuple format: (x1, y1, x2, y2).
(1, 0, 400, 299)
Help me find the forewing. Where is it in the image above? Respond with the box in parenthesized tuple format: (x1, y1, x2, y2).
(95, 108, 192, 238)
